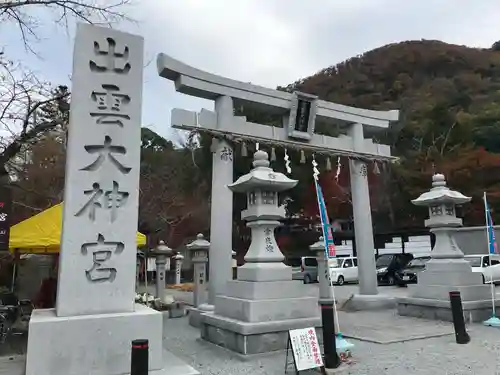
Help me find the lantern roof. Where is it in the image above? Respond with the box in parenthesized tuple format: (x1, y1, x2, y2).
(228, 150, 298, 193)
(411, 173, 471, 206)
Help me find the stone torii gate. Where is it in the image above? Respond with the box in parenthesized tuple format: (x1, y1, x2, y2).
(157, 53, 399, 303)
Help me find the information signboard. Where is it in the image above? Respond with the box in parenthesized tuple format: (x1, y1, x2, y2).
(285, 327, 323, 373)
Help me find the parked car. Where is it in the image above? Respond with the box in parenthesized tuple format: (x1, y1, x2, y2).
(395, 256, 431, 286)
(329, 257, 358, 285)
(464, 254, 500, 284)
(287, 256, 319, 284)
(376, 253, 413, 285)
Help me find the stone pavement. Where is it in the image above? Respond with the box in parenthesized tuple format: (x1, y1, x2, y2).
(3, 309, 500, 374)
(5, 283, 500, 374)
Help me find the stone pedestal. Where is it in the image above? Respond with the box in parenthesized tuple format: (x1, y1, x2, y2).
(200, 150, 320, 355)
(398, 174, 492, 322)
(26, 304, 200, 375)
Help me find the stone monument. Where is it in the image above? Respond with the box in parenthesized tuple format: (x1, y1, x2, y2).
(173, 253, 184, 284)
(398, 174, 494, 322)
(200, 150, 321, 355)
(185, 234, 210, 327)
(25, 24, 198, 375)
(157, 53, 399, 305)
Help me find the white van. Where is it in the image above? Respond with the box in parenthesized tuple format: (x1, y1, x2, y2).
(464, 254, 500, 283)
(328, 257, 358, 285)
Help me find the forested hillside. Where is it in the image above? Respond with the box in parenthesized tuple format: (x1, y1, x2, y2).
(282, 40, 500, 229)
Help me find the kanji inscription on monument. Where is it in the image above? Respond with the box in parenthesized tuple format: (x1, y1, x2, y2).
(56, 24, 144, 317)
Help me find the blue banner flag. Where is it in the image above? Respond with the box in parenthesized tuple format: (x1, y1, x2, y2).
(314, 180, 336, 258)
(484, 193, 498, 255)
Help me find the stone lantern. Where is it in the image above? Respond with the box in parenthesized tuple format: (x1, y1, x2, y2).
(173, 253, 184, 285)
(151, 241, 173, 299)
(414, 173, 470, 259)
(200, 150, 321, 356)
(397, 173, 493, 322)
(310, 236, 333, 302)
(228, 149, 298, 278)
(186, 234, 212, 327)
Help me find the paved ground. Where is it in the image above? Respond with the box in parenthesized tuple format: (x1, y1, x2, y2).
(162, 312, 500, 375)
(4, 282, 500, 374)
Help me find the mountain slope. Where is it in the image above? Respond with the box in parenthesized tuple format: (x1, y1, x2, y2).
(282, 40, 500, 227)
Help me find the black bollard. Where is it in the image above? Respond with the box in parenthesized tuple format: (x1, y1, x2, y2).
(449, 291, 470, 344)
(131, 339, 149, 375)
(320, 301, 341, 369)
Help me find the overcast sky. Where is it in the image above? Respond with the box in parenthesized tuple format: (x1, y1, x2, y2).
(3, 0, 500, 140)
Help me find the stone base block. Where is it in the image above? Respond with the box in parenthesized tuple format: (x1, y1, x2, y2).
(340, 294, 397, 312)
(417, 270, 482, 286)
(200, 312, 322, 355)
(409, 284, 490, 301)
(225, 279, 314, 300)
(237, 262, 292, 282)
(26, 304, 198, 375)
(397, 296, 500, 323)
(188, 307, 203, 328)
(215, 295, 319, 322)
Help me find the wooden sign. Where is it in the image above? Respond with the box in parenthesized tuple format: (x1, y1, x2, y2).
(285, 327, 323, 374)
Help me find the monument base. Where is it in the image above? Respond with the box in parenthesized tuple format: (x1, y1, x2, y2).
(397, 296, 500, 323)
(26, 304, 199, 375)
(200, 279, 321, 356)
(397, 259, 494, 323)
(200, 313, 322, 356)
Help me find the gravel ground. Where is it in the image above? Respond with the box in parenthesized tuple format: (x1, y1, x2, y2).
(163, 314, 500, 375)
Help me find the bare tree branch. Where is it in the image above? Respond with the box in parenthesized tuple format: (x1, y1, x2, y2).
(1, 0, 135, 52)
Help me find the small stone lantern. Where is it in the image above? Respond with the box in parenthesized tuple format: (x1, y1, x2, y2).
(310, 236, 333, 302)
(173, 253, 184, 284)
(232, 250, 237, 279)
(186, 234, 210, 308)
(411, 173, 471, 259)
(152, 241, 173, 299)
(228, 150, 298, 280)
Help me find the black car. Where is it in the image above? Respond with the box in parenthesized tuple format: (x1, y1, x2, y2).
(395, 256, 431, 286)
(376, 253, 414, 285)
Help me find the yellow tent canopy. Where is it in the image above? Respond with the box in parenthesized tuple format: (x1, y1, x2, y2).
(9, 203, 147, 253)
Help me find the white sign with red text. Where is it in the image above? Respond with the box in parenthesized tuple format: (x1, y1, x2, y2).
(289, 327, 323, 371)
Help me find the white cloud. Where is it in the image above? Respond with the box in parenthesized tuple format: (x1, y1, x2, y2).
(4, 0, 500, 140)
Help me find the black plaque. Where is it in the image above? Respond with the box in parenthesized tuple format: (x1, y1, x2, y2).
(0, 186, 12, 251)
(294, 99, 311, 133)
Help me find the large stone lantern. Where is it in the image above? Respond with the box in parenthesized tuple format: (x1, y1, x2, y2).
(199, 150, 321, 356)
(398, 173, 493, 322)
(229, 149, 298, 278)
(413, 173, 470, 259)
